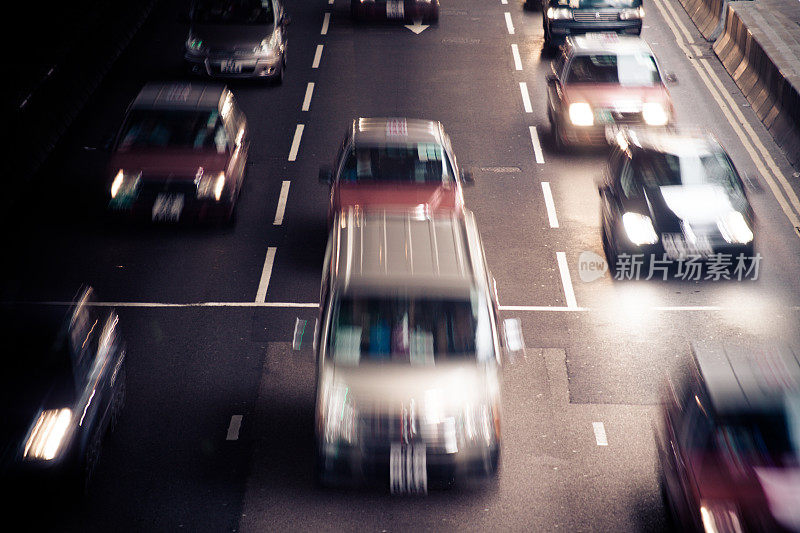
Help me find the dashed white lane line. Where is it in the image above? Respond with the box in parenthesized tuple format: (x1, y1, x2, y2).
(556, 251, 578, 309)
(541, 182, 559, 228)
(255, 247, 277, 303)
(312, 44, 324, 68)
(529, 126, 545, 164)
(227, 415, 243, 441)
(321, 12, 330, 35)
(504, 12, 515, 35)
(288, 124, 304, 161)
(519, 82, 532, 113)
(593, 422, 608, 446)
(501, 0, 508, 4)
(273, 181, 290, 225)
(302, 82, 315, 111)
(511, 44, 522, 71)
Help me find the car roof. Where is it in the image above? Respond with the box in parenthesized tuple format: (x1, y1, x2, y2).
(566, 33, 654, 56)
(693, 343, 800, 415)
(131, 82, 227, 111)
(621, 130, 723, 158)
(332, 208, 483, 295)
(351, 117, 445, 146)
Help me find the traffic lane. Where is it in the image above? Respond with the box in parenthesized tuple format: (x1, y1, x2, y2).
(56, 307, 269, 531)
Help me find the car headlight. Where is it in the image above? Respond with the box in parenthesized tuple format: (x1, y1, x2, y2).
(257, 37, 279, 58)
(24, 408, 73, 461)
(185, 36, 206, 54)
(717, 211, 753, 244)
(642, 102, 669, 126)
(546, 7, 573, 19)
(622, 212, 659, 245)
(700, 501, 743, 533)
(110, 169, 141, 199)
(619, 6, 645, 19)
(569, 102, 594, 126)
(196, 171, 226, 201)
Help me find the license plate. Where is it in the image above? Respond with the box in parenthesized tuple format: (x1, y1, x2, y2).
(152, 193, 184, 222)
(220, 60, 242, 73)
(390, 442, 427, 495)
(386, 0, 405, 19)
(662, 232, 712, 260)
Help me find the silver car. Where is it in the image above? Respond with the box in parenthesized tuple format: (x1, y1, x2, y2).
(185, 0, 289, 82)
(296, 209, 523, 492)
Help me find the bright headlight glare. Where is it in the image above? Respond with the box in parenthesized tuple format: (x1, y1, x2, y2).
(569, 102, 594, 126)
(619, 6, 645, 19)
(111, 169, 141, 199)
(258, 38, 278, 56)
(547, 7, 573, 19)
(213, 174, 226, 201)
(700, 501, 743, 533)
(197, 171, 226, 201)
(24, 408, 72, 461)
(642, 102, 668, 126)
(322, 383, 356, 444)
(622, 212, 659, 245)
(718, 211, 753, 244)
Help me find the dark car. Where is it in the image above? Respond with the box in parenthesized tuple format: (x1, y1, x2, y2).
(185, 0, 289, 82)
(657, 343, 800, 532)
(351, 0, 439, 23)
(107, 83, 249, 224)
(0, 287, 126, 498)
(535, 0, 643, 48)
(599, 130, 755, 274)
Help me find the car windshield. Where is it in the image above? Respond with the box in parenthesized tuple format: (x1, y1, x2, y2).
(118, 109, 229, 152)
(193, 0, 274, 24)
(339, 144, 455, 184)
(567, 53, 660, 86)
(328, 294, 494, 366)
(635, 150, 744, 195)
(550, 0, 640, 7)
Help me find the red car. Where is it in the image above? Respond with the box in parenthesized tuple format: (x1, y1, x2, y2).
(657, 343, 800, 532)
(319, 118, 472, 223)
(350, 0, 439, 23)
(107, 83, 249, 223)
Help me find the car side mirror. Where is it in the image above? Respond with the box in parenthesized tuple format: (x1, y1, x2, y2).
(665, 72, 678, 84)
(281, 14, 291, 26)
(292, 318, 317, 353)
(545, 74, 558, 86)
(502, 318, 525, 363)
(319, 165, 334, 185)
(461, 169, 474, 185)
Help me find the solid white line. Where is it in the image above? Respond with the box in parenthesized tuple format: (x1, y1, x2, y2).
(312, 44, 324, 68)
(511, 44, 522, 71)
(504, 12, 514, 34)
(593, 422, 608, 446)
(556, 252, 578, 308)
(541, 182, 559, 228)
(273, 181, 290, 225)
(321, 12, 330, 35)
(302, 82, 315, 111)
(501, 0, 508, 4)
(227, 415, 243, 441)
(529, 126, 545, 164)
(499, 305, 589, 311)
(255, 247, 277, 303)
(652, 306, 724, 311)
(288, 124, 304, 161)
(519, 82, 533, 113)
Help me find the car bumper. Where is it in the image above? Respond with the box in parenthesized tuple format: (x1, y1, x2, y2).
(184, 53, 283, 79)
(547, 20, 642, 40)
(559, 121, 672, 146)
(108, 194, 234, 223)
(352, 2, 439, 22)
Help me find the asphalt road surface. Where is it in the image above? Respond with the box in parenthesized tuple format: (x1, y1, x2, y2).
(5, 0, 800, 531)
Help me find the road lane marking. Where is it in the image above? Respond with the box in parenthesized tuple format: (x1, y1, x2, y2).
(593, 422, 608, 446)
(501, 0, 508, 3)
(321, 12, 330, 35)
(542, 182, 559, 228)
(312, 44, 324, 68)
(556, 252, 578, 308)
(500, 305, 589, 311)
(302, 82, 315, 111)
(255, 247, 277, 303)
(273, 181, 290, 225)
(288, 124, 304, 161)
(511, 44, 522, 71)
(227, 415, 243, 441)
(504, 12, 514, 34)
(529, 126, 545, 164)
(519, 82, 533, 113)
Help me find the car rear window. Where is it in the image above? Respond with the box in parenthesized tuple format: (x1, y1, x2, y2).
(567, 53, 660, 86)
(339, 144, 455, 185)
(118, 109, 229, 152)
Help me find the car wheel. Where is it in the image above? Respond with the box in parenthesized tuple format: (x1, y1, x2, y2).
(109, 364, 126, 434)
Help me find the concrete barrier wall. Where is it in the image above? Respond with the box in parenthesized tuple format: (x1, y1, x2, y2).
(713, 3, 800, 168)
(676, 0, 726, 39)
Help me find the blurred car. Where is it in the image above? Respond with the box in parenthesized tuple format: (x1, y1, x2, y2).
(0, 287, 126, 497)
(599, 130, 755, 271)
(185, 0, 289, 82)
(107, 83, 249, 224)
(351, 0, 439, 23)
(657, 343, 800, 532)
(319, 118, 473, 223)
(538, 0, 643, 49)
(546, 33, 674, 148)
(300, 208, 516, 492)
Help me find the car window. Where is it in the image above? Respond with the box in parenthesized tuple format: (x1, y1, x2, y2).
(339, 143, 455, 184)
(118, 109, 229, 153)
(566, 53, 661, 86)
(619, 157, 639, 198)
(193, 0, 274, 24)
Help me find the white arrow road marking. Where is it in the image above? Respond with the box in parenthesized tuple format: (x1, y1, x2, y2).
(404, 19, 429, 34)
(227, 415, 243, 441)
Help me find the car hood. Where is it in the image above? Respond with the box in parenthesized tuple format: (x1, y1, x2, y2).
(110, 150, 228, 180)
(334, 183, 463, 214)
(563, 84, 671, 109)
(191, 24, 274, 50)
